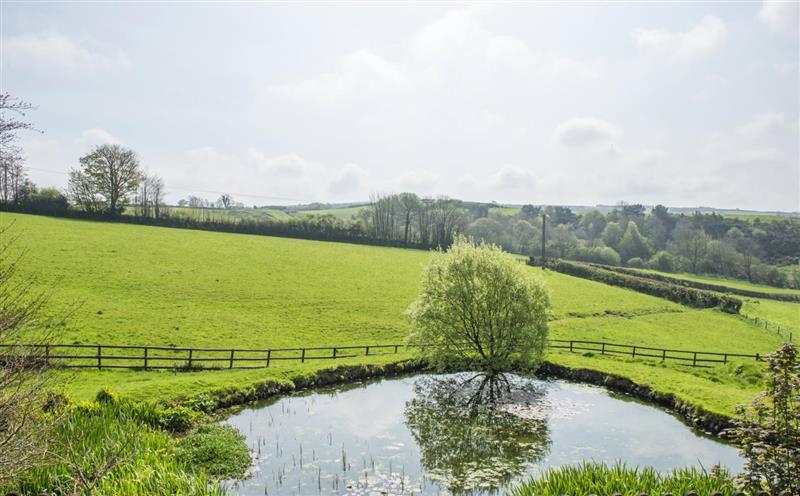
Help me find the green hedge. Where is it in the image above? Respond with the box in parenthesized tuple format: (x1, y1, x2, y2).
(530, 258, 742, 313)
(590, 264, 800, 303)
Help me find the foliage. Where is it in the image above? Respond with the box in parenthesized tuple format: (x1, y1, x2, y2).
(649, 250, 676, 272)
(538, 258, 743, 313)
(68, 144, 142, 215)
(618, 221, 651, 262)
(600, 265, 800, 302)
(10, 399, 224, 495)
(176, 424, 251, 480)
(625, 256, 645, 268)
(512, 462, 737, 496)
(571, 245, 621, 266)
(407, 237, 550, 373)
(728, 343, 800, 495)
(156, 405, 201, 433)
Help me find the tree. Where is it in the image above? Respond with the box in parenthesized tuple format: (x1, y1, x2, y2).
(617, 221, 652, 263)
(218, 193, 232, 209)
(601, 222, 624, 250)
(0, 225, 61, 483)
(511, 220, 538, 256)
(547, 224, 578, 259)
(577, 210, 607, 246)
(135, 174, 166, 219)
(467, 217, 509, 249)
(69, 144, 142, 215)
(728, 343, 799, 495)
(406, 237, 550, 373)
(397, 192, 421, 245)
(669, 220, 709, 274)
(0, 93, 37, 153)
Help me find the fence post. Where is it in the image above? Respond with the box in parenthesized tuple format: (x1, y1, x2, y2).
(723, 353, 728, 364)
(144, 347, 149, 370)
(394, 345, 399, 353)
(365, 346, 370, 356)
(569, 341, 574, 352)
(97, 345, 102, 369)
(266, 350, 271, 368)
(229, 349, 235, 369)
(755, 352, 760, 361)
(188, 349, 193, 369)
(301, 348, 306, 363)
(692, 352, 697, 367)
(661, 349, 666, 361)
(601, 343, 605, 355)
(632, 346, 637, 358)
(45, 344, 50, 366)
(333, 347, 337, 359)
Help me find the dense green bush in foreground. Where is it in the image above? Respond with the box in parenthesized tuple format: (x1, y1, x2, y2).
(9, 395, 245, 495)
(512, 462, 737, 496)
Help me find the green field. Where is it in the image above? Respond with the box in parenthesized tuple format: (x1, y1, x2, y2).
(638, 268, 800, 296)
(165, 206, 292, 222)
(292, 205, 366, 220)
(3, 212, 792, 416)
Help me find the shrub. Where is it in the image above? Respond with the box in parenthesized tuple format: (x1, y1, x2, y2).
(532, 258, 742, 313)
(176, 424, 251, 480)
(95, 386, 119, 404)
(649, 250, 676, 272)
(512, 462, 736, 496)
(626, 256, 645, 268)
(571, 245, 621, 266)
(727, 343, 799, 495)
(157, 405, 201, 433)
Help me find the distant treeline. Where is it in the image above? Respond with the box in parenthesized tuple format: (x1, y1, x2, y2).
(2, 149, 798, 288)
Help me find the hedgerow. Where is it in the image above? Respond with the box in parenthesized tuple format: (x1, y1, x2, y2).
(532, 258, 742, 313)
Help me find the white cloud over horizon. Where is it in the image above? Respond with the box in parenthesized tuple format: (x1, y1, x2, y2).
(633, 15, 727, 61)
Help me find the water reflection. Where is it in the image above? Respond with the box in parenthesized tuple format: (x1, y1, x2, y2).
(224, 373, 743, 496)
(405, 373, 551, 493)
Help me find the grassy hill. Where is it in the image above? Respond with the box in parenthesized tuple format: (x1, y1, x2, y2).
(3, 212, 791, 415)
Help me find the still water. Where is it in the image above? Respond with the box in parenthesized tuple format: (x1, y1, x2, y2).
(224, 373, 742, 495)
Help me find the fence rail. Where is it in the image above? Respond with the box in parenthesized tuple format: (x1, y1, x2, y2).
(0, 339, 765, 371)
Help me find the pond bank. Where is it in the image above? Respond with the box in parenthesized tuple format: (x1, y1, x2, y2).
(186, 357, 734, 439)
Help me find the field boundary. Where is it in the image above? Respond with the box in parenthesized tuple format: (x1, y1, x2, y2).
(0, 339, 765, 371)
(588, 263, 800, 302)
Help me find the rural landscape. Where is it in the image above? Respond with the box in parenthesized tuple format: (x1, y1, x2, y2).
(1, 2, 799, 496)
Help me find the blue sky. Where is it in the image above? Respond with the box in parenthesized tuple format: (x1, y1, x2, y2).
(2, 1, 798, 210)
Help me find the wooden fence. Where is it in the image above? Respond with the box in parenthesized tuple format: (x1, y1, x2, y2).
(0, 339, 764, 371)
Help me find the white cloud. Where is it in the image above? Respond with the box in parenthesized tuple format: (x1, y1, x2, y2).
(258, 153, 312, 177)
(2, 32, 130, 73)
(76, 128, 121, 148)
(329, 164, 365, 195)
(489, 165, 534, 190)
(735, 112, 790, 137)
(271, 6, 596, 105)
(759, 0, 799, 35)
(554, 118, 622, 147)
(633, 16, 727, 60)
(270, 49, 409, 105)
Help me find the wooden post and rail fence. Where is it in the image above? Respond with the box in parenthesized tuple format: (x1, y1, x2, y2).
(0, 339, 764, 371)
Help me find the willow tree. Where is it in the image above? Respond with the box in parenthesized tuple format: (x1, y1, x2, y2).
(406, 237, 550, 373)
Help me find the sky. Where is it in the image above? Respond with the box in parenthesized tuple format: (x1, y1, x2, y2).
(2, 1, 799, 211)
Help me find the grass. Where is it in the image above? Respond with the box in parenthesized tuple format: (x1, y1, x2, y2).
(512, 462, 736, 496)
(11, 399, 225, 495)
(3, 212, 789, 417)
(637, 268, 800, 296)
(176, 424, 251, 479)
(292, 205, 366, 219)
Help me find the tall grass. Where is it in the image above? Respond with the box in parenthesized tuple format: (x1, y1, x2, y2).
(512, 462, 737, 496)
(11, 399, 225, 496)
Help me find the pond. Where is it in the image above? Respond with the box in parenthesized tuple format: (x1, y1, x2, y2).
(224, 373, 743, 495)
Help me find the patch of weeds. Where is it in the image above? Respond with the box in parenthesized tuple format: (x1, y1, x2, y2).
(177, 424, 251, 480)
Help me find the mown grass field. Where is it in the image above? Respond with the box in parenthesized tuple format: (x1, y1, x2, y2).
(3, 212, 792, 416)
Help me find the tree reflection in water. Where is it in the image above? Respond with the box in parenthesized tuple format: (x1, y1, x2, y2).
(404, 373, 551, 494)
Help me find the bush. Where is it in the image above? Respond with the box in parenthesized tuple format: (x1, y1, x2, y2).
(176, 424, 251, 480)
(533, 258, 742, 313)
(626, 257, 645, 268)
(512, 462, 736, 496)
(95, 386, 119, 404)
(571, 245, 621, 266)
(157, 405, 201, 433)
(727, 343, 800, 495)
(649, 250, 676, 272)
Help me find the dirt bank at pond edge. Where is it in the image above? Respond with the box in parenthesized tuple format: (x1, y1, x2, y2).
(537, 362, 734, 436)
(191, 358, 733, 439)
